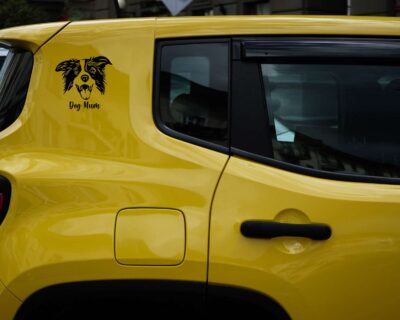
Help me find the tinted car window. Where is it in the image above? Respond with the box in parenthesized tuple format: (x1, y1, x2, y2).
(158, 42, 229, 147)
(262, 63, 400, 178)
(0, 47, 10, 81)
(0, 46, 33, 131)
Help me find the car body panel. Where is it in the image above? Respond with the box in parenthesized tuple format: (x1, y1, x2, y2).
(0, 16, 399, 319)
(0, 280, 21, 319)
(155, 16, 400, 38)
(0, 22, 69, 52)
(0, 19, 227, 303)
(210, 156, 400, 320)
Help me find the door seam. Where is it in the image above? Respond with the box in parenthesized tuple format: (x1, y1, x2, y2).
(206, 156, 230, 286)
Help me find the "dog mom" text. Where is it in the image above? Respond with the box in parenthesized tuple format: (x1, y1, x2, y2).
(69, 101, 101, 111)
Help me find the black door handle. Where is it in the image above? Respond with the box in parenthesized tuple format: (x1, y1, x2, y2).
(241, 220, 332, 241)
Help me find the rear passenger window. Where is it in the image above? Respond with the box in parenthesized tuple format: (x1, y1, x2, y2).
(261, 63, 400, 178)
(157, 42, 229, 148)
(0, 46, 33, 131)
(230, 38, 400, 182)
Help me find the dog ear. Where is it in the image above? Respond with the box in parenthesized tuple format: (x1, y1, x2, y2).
(55, 59, 80, 72)
(91, 56, 112, 68)
(85, 57, 112, 94)
(55, 59, 81, 92)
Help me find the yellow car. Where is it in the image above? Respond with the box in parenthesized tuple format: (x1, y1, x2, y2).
(1, 15, 400, 319)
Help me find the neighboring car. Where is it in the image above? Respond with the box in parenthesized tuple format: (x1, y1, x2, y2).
(1, 16, 400, 319)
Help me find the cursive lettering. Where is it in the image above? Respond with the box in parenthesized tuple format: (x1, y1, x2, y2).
(68, 101, 101, 111)
(69, 101, 81, 111)
(84, 101, 100, 109)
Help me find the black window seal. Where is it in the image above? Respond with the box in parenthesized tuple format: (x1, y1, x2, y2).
(232, 147, 400, 185)
(241, 37, 400, 62)
(153, 37, 231, 154)
(232, 36, 400, 185)
(0, 41, 11, 49)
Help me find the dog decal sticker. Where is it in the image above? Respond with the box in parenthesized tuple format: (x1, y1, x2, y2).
(56, 56, 112, 101)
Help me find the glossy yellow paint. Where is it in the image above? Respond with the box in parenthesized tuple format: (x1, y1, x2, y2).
(156, 15, 400, 38)
(0, 18, 227, 312)
(0, 280, 21, 319)
(115, 208, 185, 265)
(0, 16, 399, 319)
(0, 22, 69, 52)
(210, 156, 400, 320)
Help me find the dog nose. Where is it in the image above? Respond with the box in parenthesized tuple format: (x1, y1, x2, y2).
(81, 74, 89, 82)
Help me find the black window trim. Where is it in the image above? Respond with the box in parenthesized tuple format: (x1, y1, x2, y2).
(0, 41, 11, 49)
(240, 37, 400, 63)
(153, 37, 231, 154)
(231, 147, 400, 185)
(232, 36, 400, 185)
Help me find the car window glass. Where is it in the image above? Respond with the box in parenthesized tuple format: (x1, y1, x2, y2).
(0, 47, 10, 83)
(170, 56, 210, 103)
(0, 46, 32, 131)
(159, 42, 229, 147)
(262, 63, 400, 178)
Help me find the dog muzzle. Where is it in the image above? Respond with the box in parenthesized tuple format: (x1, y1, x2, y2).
(76, 84, 94, 100)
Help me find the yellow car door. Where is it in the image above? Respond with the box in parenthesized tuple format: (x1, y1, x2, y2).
(209, 37, 400, 319)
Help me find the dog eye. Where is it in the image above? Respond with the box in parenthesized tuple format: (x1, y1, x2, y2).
(89, 67, 96, 74)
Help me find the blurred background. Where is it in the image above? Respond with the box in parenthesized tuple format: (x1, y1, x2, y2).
(1, 0, 400, 29)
